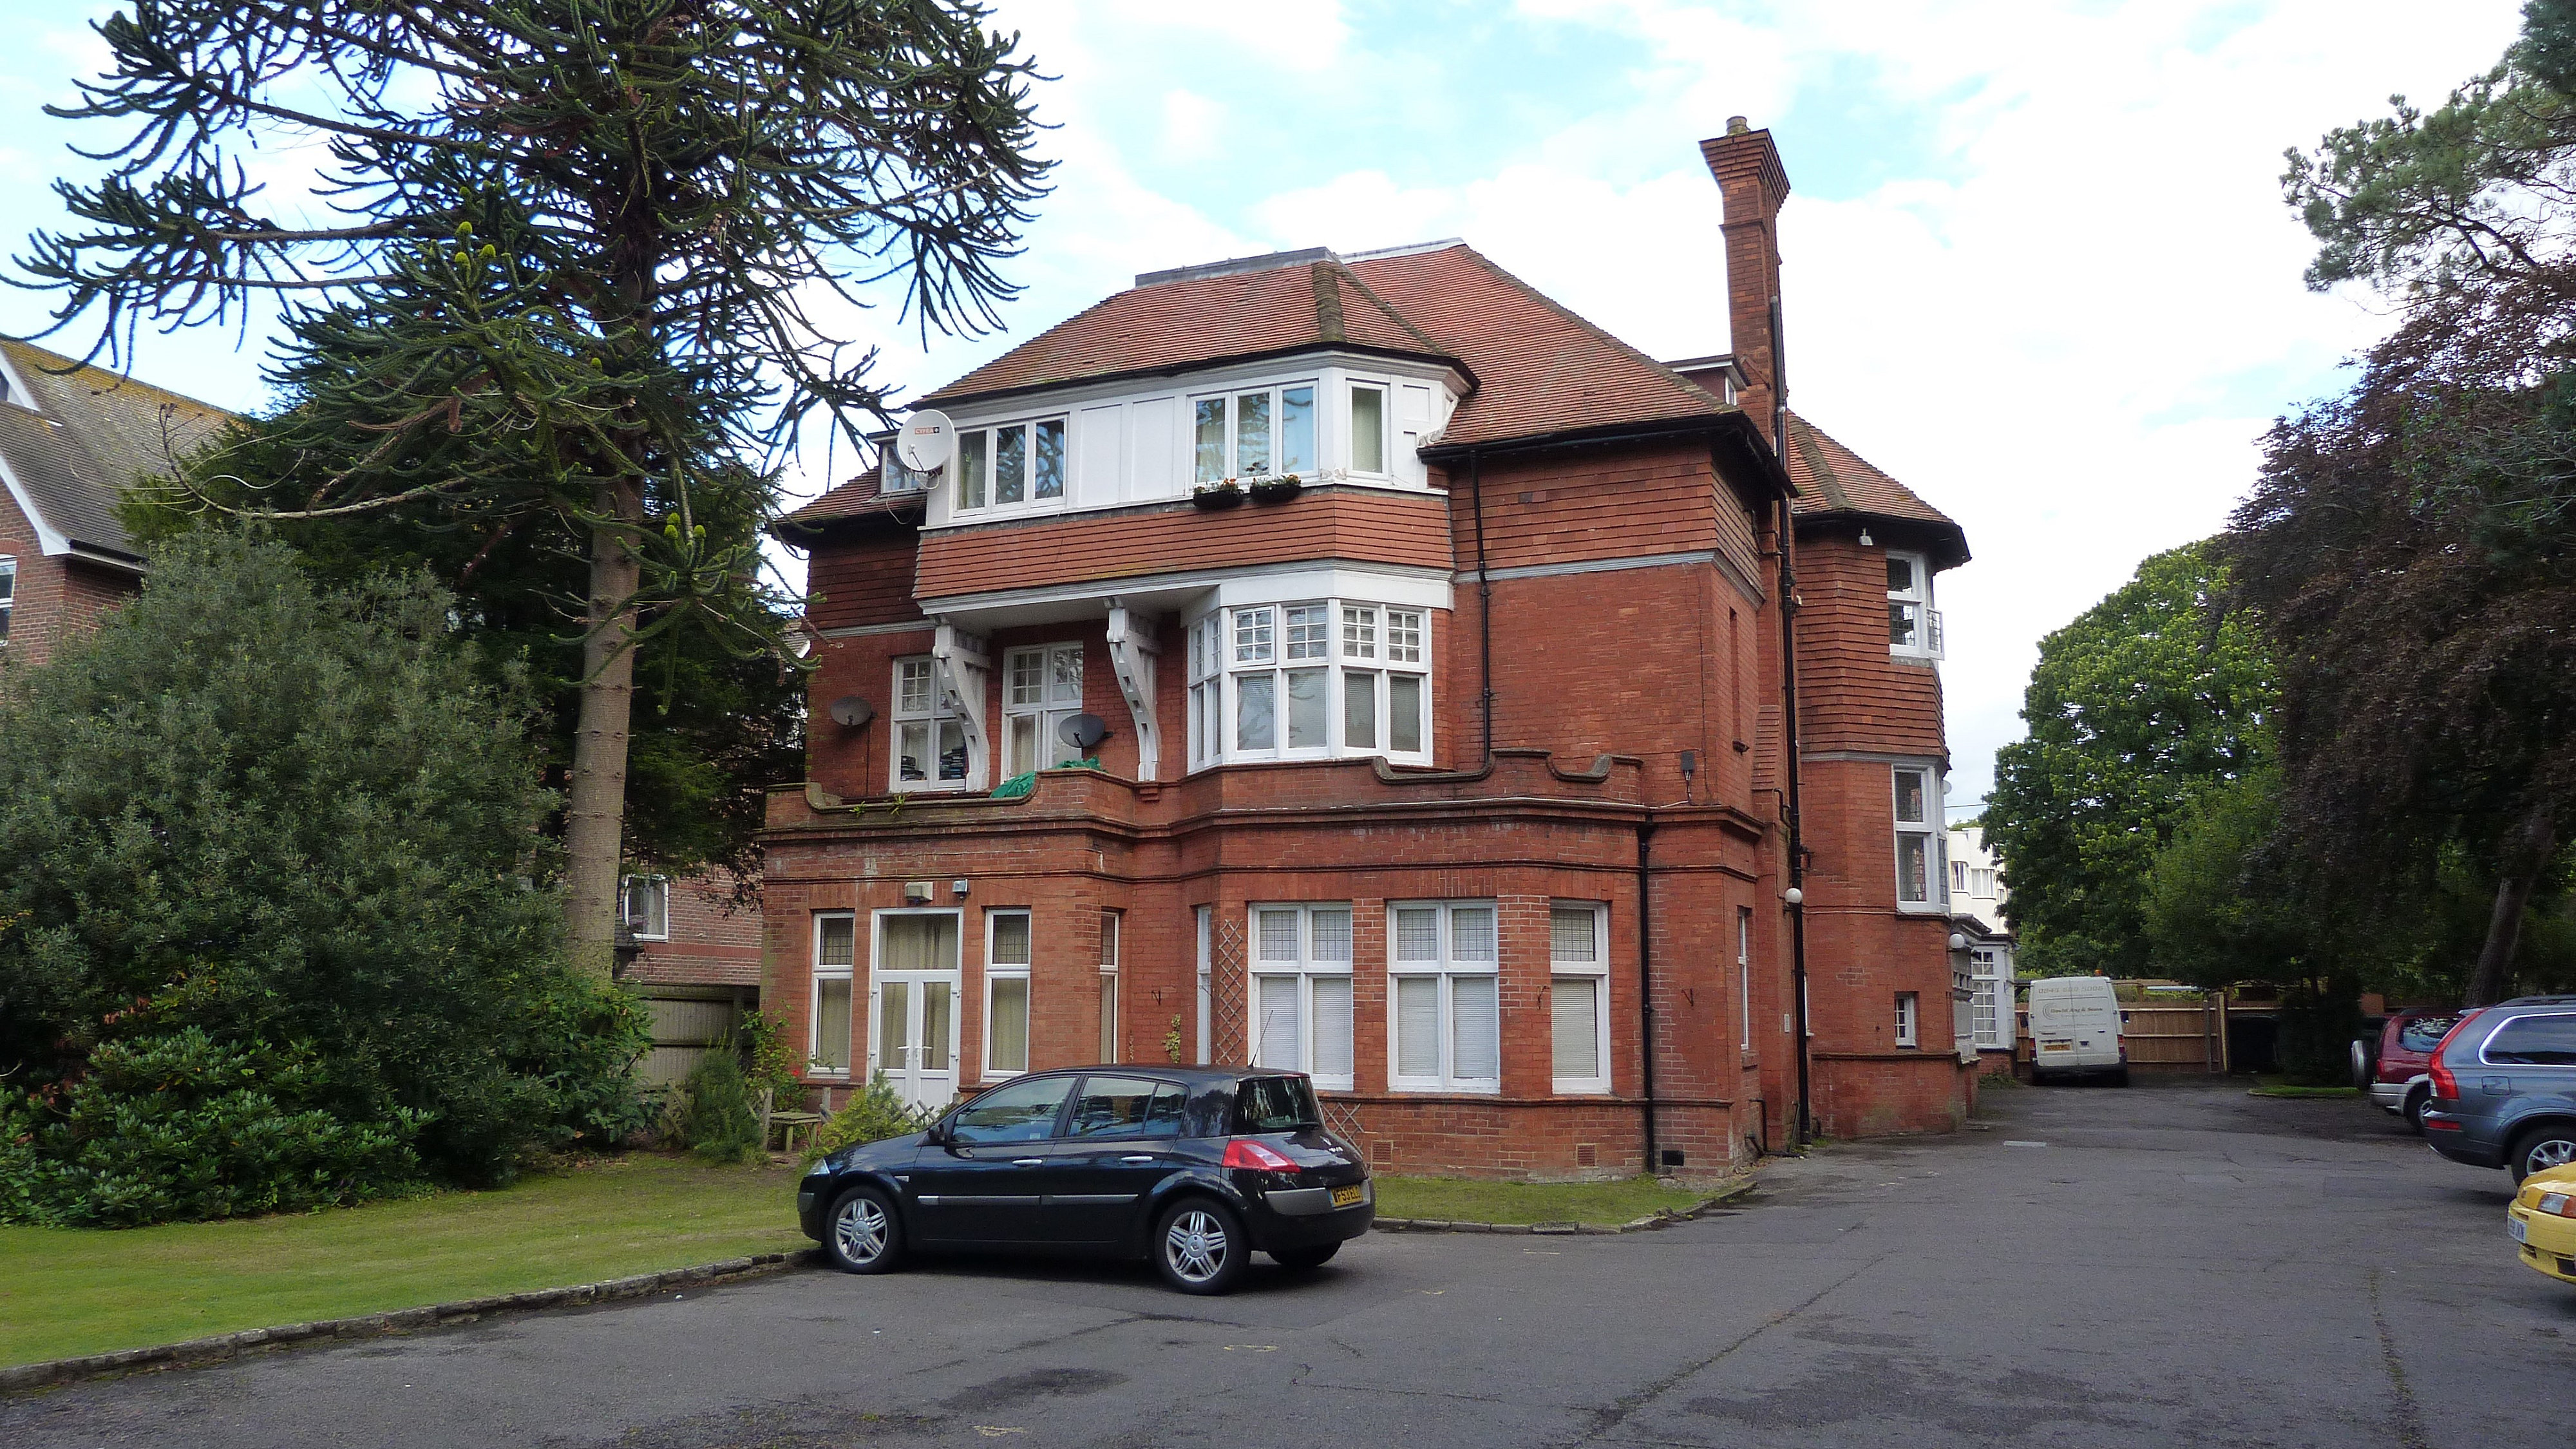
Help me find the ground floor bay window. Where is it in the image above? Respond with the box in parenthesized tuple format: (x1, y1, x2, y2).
(1390, 902, 1501, 1093)
(810, 913, 857, 1075)
(1550, 903, 1611, 1094)
(1251, 904, 1355, 1090)
(985, 909, 1032, 1079)
(1892, 762, 1946, 911)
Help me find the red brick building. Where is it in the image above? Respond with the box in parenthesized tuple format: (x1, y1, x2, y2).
(0, 339, 227, 663)
(760, 122, 1976, 1176)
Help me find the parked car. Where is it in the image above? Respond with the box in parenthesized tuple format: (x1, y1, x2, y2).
(2509, 1161, 2576, 1287)
(2364, 1010, 2462, 1133)
(2026, 976, 2127, 1084)
(2421, 996, 2576, 1184)
(795, 1066, 1374, 1294)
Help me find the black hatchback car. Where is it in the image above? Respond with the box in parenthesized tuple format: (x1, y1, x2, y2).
(796, 1066, 1374, 1294)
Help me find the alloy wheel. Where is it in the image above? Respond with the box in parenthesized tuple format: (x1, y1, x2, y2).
(835, 1195, 890, 1265)
(1163, 1209, 1230, 1285)
(2529, 1135, 2576, 1175)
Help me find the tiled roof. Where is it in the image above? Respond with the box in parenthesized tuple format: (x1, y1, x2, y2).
(1783, 413, 1967, 561)
(783, 464, 923, 529)
(916, 242, 1733, 451)
(0, 338, 232, 560)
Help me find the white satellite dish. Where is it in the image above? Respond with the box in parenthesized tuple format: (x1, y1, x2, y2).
(895, 409, 955, 473)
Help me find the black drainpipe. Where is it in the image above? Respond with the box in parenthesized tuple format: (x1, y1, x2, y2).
(1468, 450, 1495, 764)
(1777, 491, 1813, 1146)
(1638, 817, 1660, 1172)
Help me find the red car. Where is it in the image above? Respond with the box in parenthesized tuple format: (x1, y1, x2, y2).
(2359, 1010, 2463, 1133)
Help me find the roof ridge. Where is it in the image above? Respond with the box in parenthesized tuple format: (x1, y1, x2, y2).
(1319, 259, 1446, 359)
(1786, 417, 1852, 511)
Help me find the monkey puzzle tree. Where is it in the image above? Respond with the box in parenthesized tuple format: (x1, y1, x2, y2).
(15, 1, 1050, 972)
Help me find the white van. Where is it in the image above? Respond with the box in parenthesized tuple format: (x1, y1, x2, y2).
(2025, 976, 2128, 1085)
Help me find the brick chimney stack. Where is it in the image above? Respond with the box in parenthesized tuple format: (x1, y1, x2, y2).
(1700, 117, 1792, 457)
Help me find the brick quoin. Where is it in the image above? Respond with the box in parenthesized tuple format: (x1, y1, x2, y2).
(764, 122, 1978, 1177)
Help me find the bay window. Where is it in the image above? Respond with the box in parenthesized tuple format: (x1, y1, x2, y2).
(891, 656, 971, 791)
(1892, 764, 1944, 912)
(810, 913, 857, 1074)
(1250, 904, 1354, 1090)
(1003, 641, 1086, 776)
(1194, 382, 1316, 483)
(1887, 551, 1941, 658)
(955, 416, 1066, 514)
(1549, 903, 1611, 1094)
(1390, 902, 1501, 1094)
(1098, 911, 1121, 1063)
(1186, 600, 1430, 768)
(985, 909, 1032, 1079)
(1350, 383, 1387, 475)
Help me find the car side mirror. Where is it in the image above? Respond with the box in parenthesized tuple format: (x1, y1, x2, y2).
(923, 1117, 952, 1146)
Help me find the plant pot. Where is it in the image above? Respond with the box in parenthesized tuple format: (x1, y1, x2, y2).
(1247, 479, 1304, 504)
(1192, 488, 1245, 510)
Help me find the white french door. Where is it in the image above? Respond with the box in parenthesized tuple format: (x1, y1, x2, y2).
(871, 911, 961, 1111)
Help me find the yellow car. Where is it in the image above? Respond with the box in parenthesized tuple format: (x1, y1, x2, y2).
(2509, 1162, 2576, 1286)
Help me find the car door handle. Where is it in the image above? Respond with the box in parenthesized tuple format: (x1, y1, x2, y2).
(1011, 1158, 1045, 1167)
(1121, 1155, 1157, 1164)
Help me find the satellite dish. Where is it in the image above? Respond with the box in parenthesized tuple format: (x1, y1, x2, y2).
(895, 409, 955, 473)
(1058, 713, 1112, 751)
(828, 695, 875, 729)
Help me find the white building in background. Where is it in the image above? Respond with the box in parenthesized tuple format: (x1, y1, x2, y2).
(1949, 822, 2016, 1061)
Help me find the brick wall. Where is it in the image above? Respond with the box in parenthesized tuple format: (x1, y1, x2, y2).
(0, 491, 141, 668)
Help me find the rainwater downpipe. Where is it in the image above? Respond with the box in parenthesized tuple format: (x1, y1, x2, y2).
(1468, 450, 1494, 764)
(1778, 491, 1814, 1146)
(1638, 818, 1660, 1172)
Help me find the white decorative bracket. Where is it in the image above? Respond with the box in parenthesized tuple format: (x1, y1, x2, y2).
(932, 618, 990, 789)
(1104, 600, 1161, 783)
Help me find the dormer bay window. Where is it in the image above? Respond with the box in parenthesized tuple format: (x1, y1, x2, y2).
(955, 417, 1066, 515)
(1193, 383, 1316, 484)
(1185, 599, 1430, 769)
(891, 656, 972, 791)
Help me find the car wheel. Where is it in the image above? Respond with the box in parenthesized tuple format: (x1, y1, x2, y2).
(824, 1185, 905, 1274)
(2508, 1125, 2576, 1186)
(2403, 1087, 2430, 1135)
(1271, 1243, 1340, 1271)
(1153, 1198, 1248, 1296)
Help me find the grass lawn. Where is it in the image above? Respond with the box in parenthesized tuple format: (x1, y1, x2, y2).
(2249, 1074, 2363, 1099)
(1373, 1174, 1722, 1226)
(0, 1153, 808, 1369)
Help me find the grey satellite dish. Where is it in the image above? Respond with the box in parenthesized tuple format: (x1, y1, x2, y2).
(895, 409, 955, 473)
(828, 695, 875, 729)
(1058, 713, 1112, 750)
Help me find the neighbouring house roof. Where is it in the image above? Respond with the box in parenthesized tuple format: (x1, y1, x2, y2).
(782, 464, 926, 532)
(0, 337, 232, 567)
(1783, 412, 1969, 566)
(916, 240, 1739, 452)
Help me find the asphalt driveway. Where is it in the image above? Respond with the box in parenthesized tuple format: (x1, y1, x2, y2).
(6, 1077, 2571, 1448)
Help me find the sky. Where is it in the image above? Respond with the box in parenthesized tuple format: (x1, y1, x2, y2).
(0, 0, 2530, 810)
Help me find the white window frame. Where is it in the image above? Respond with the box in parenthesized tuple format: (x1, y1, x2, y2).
(952, 415, 1070, 518)
(891, 655, 973, 793)
(1895, 991, 1920, 1048)
(619, 873, 670, 941)
(1186, 598, 1430, 769)
(1098, 910, 1121, 1064)
(1194, 905, 1214, 1066)
(1887, 549, 1941, 659)
(1387, 900, 1502, 1095)
(1191, 380, 1319, 485)
(1348, 380, 1389, 477)
(1549, 902, 1612, 1095)
(877, 439, 928, 495)
(1247, 903, 1356, 1091)
(1969, 947, 2011, 1050)
(0, 555, 14, 649)
(1892, 764, 1946, 914)
(810, 911, 858, 1077)
(1002, 640, 1086, 777)
(1738, 906, 1754, 1052)
(983, 908, 1033, 1082)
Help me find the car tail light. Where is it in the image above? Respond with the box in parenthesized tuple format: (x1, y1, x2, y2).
(2426, 1009, 2484, 1101)
(1223, 1139, 1298, 1172)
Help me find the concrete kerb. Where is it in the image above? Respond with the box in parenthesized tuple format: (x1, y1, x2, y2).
(0, 1251, 815, 1396)
(1368, 1175, 1757, 1235)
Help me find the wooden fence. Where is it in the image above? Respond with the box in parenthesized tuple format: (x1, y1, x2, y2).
(2014, 993, 2226, 1072)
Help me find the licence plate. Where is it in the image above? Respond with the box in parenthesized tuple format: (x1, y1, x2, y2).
(1332, 1184, 1365, 1208)
(2040, 1042, 2073, 1053)
(2510, 1215, 2528, 1244)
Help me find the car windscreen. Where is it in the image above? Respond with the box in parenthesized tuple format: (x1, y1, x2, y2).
(2481, 1012, 2576, 1066)
(2397, 1014, 2459, 1052)
(1233, 1075, 1321, 1133)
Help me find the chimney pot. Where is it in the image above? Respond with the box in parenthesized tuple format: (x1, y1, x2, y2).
(1726, 115, 1750, 135)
